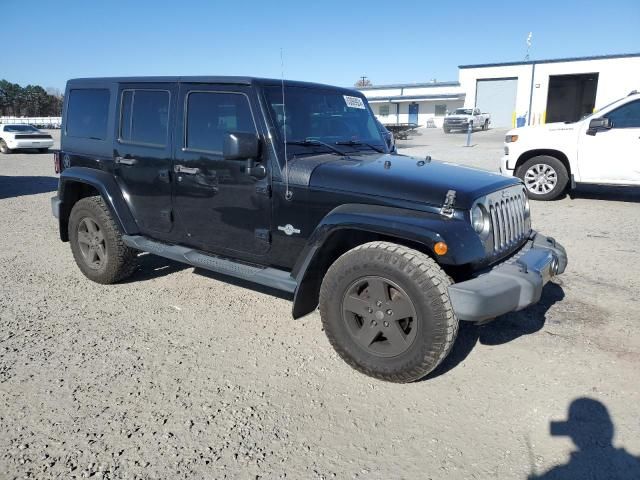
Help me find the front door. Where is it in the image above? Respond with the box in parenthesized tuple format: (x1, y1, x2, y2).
(578, 99, 640, 184)
(172, 84, 272, 257)
(113, 83, 176, 235)
(408, 103, 419, 125)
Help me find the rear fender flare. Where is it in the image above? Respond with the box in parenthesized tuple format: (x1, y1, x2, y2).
(57, 167, 139, 240)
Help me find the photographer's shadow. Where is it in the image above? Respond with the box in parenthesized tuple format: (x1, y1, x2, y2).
(426, 281, 565, 379)
(528, 398, 640, 479)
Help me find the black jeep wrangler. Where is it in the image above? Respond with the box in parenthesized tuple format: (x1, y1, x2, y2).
(51, 76, 567, 382)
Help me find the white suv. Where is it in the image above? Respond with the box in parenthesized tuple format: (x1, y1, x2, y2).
(500, 91, 640, 200)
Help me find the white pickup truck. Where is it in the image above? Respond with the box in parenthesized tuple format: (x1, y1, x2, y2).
(500, 91, 640, 200)
(443, 108, 491, 133)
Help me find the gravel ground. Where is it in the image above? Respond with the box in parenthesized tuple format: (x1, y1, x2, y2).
(1, 129, 639, 479)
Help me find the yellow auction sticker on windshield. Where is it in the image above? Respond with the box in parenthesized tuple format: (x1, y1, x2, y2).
(343, 95, 366, 109)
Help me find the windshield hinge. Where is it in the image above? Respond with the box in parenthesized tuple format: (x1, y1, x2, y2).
(440, 190, 457, 218)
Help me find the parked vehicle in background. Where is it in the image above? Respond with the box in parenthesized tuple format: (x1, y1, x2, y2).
(0, 124, 54, 153)
(51, 76, 566, 383)
(443, 108, 491, 133)
(501, 91, 640, 200)
(375, 118, 396, 153)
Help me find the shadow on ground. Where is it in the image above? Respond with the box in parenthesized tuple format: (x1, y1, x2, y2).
(0, 175, 58, 199)
(527, 397, 640, 479)
(570, 184, 640, 203)
(123, 252, 190, 283)
(425, 281, 565, 380)
(125, 252, 293, 301)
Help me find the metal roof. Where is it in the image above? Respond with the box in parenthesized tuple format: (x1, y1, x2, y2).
(459, 52, 640, 69)
(358, 81, 460, 91)
(367, 93, 465, 103)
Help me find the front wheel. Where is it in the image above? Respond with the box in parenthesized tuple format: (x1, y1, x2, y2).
(517, 155, 569, 201)
(319, 242, 458, 383)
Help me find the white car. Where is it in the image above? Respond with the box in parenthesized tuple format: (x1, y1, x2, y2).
(0, 124, 54, 154)
(500, 91, 640, 200)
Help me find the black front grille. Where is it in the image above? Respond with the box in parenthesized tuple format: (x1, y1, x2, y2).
(15, 134, 52, 139)
(488, 188, 529, 253)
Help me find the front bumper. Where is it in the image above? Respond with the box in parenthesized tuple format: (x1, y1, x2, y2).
(448, 232, 567, 322)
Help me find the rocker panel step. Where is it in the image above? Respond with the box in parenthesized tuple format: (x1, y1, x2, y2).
(122, 235, 297, 293)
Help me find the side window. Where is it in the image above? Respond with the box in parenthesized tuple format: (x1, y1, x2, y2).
(379, 104, 390, 116)
(434, 104, 447, 117)
(66, 89, 110, 139)
(119, 89, 170, 146)
(605, 100, 640, 129)
(185, 92, 254, 153)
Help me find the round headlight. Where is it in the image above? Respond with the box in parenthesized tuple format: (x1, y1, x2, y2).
(471, 205, 490, 236)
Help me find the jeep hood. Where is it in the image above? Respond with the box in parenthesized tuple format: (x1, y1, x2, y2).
(307, 153, 520, 209)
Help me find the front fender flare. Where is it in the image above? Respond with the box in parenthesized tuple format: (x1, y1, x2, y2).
(57, 167, 139, 239)
(290, 203, 484, 319)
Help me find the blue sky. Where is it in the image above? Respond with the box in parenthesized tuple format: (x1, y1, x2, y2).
(3, 0, 639, 90)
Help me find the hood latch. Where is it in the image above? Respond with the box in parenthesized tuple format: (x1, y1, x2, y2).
(440, 190, 457, 218)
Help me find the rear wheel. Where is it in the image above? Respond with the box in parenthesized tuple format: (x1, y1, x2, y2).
(483, 119, 489, 130)
(68, 196, 138, 284)
(319, 241, 458, 383)
(0, 139, 11, 154)
(517, 155, 568, 201)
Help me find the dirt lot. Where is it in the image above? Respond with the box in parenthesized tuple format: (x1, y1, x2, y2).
(1, 129, 639, 479)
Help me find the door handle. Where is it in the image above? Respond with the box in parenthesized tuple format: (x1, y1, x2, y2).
(174, 165, 199, 175)
(115, 156, 137, 166)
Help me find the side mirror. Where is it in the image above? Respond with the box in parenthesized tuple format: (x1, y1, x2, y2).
(223, 131, 260, 160)
(587, 117, 612, 135)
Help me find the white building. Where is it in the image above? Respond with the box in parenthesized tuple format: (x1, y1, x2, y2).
(360, 52, 640, 129)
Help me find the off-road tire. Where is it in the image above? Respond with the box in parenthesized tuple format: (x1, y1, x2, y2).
(517, 155, 569, 201)
(0, 139, 11, 154)
(68, 196, 138, 284)
(319, 241, 458, 383)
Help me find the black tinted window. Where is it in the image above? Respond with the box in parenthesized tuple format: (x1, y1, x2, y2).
(120, 89, 170, 146)
(605, 100, 640, 128)
(185, 92, 254, 153)
(66, 89, 110, 139)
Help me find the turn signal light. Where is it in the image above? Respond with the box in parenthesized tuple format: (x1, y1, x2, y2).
(434, 242, 448, 256)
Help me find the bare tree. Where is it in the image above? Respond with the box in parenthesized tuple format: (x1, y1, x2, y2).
(354, 76, 372, 88)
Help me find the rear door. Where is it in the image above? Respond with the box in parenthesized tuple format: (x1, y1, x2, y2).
(172, 83, 272, 258)
(113, 83, 176, 235)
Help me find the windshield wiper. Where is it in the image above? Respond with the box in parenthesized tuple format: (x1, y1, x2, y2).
(335, 140, 385, 154)
(286, 139, 348, 157)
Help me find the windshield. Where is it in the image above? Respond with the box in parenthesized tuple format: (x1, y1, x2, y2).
(264, 86, 385, 156)
(3, 124, 39, 132)
(453, 109, 473, 115)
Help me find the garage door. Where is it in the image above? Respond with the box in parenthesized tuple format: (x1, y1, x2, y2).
(476, 78, 518, 128)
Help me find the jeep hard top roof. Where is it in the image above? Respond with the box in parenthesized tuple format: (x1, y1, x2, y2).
(66, 76, 362, 95)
